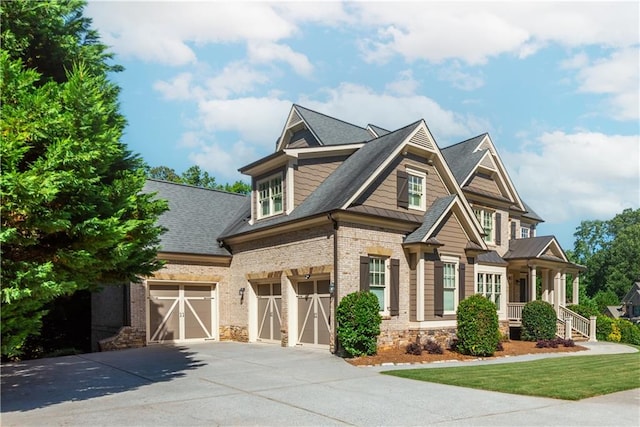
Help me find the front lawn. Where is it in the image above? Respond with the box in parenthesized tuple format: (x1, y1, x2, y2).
(382, 350, 640, 400)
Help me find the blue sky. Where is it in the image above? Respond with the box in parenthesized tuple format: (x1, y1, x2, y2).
(85, 1, 639, 250)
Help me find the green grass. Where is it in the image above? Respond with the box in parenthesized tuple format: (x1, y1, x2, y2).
(382, 351, 640, 400)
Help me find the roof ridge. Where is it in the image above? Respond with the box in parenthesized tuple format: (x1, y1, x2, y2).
(441, 133, 489, 150)
(294, 104, 370, 133)
(145, 178, 249, 197)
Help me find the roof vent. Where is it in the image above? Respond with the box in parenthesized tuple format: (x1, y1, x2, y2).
(409, 127, 434, 150)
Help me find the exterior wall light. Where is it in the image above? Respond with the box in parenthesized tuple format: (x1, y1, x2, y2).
(238, 287, 245, 297)
(329, 282, 335, 295)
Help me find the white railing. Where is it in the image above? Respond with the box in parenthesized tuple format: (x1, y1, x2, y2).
(507, 303, 525, 321)
(558, 306, 590, 338)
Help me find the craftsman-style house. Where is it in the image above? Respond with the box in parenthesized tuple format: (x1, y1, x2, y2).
(94, 105, 591, 352)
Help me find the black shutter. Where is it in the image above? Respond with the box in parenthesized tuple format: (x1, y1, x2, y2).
(397, 170, 408, 209)
(458, 263, 466, 301)
(360, 256, 370, 291)
(390, 259, 400, 316)
(510, 221, 516, 240)
(434, 261, 444, 316)
(495, 213, 502, 245)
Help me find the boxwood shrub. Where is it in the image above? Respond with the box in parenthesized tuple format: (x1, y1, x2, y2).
(456, 294, 500, 357)
(336, 291, 381, 357)
(521, 300, 557, 341)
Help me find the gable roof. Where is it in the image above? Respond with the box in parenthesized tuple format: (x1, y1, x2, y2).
(503, 236, 565, 260)
(441, 134, 488, 184)
(143, 179, 247, 256)
(220, 121, 422, 239)
(404, 195, 457, 244)
(622, 281, 640, 304)
(367, 124, 390, 137)
(522, 201, 544, 222)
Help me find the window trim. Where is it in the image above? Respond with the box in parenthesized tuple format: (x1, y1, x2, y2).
(520, 226, 530, 239)
(441, 255, 459, 315)
(406, 168, 426, 211)
(474, 208, 495, 244)
(475, 265, 505, 313)
(369, 256, 390, 315)
(256, 172, 283, 219)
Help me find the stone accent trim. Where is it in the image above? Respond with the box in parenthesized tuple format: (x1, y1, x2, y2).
(365, 246, 393, 257)
(284, 264, 333, 277)
(149, 273, 221, 282)
(98, 327, 146, 351)
(245, 271, 283, 281)
(220, 325, 249, 342)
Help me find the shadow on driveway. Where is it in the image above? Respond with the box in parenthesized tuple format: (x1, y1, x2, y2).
(1, 345, 204, 413)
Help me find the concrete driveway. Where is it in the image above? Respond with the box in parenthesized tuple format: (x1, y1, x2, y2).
(2, 341, 638, 426)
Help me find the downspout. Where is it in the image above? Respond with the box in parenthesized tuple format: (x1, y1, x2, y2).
(329, 212, 339, 354)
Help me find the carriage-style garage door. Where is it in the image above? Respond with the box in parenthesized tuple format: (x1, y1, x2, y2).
(256, 283, 282, 342)
(148, 284, 216, 343)
(297, 280, 331, 346)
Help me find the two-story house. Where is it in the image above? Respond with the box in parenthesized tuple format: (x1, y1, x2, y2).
(95, 104, 589, 352)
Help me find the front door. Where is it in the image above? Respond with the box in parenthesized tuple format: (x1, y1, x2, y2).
(256, 283, 282, 342)
(297, 280, 331, 346)
(148, 284, 216, 343)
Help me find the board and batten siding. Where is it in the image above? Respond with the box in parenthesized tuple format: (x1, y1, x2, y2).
(359, 154, 449, 213)
(294, 155, 348, 207)
(466, 173, 503, 198)
(422, 211, 474, 320)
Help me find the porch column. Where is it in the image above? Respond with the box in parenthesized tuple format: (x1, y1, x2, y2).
(541, 269, 549, 303)
(552, 270, 560, 312)
(572, 274, 580, 305)
(529, 266, 537, 301)
(560, 272, 567, 307)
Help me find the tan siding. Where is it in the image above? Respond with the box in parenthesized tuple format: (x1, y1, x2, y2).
(294, 155, 347, 206)
(467, 173, 502, 197)
(409, 253, 417, 321)
(360, 154, 449, 212)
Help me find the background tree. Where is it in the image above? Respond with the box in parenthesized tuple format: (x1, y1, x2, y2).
(568, 208, 640, 305)
(1, 0, 167, 358)
(146, 164, 251, 194)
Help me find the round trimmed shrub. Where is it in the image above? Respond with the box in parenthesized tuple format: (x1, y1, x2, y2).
(336, 291, 381, 357)
(456, 294, 500, 356)
(521, 300, 557, 341)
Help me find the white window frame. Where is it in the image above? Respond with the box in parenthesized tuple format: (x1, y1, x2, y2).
(520, 226, 530, 239)
(406, 168, 426, 211)
(441, 255, 459, 315)
(474, 208, 494, 244)
(475, 266, 505, 313)
(257, 173, 283, 219)
(369, 256, 390, 315)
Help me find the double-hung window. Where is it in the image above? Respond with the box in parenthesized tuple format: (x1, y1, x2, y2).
(520, 226, 530, 238)
(476, 272, 503, 308)
(369, 257, 387, 312)
(407, 169, 426, 210)
(257, 174, 283, 218)
(442, 259, 458, 313)
(474, 208, 494, 243)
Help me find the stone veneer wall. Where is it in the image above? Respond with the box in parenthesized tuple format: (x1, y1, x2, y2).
(99, 326, 146, 351)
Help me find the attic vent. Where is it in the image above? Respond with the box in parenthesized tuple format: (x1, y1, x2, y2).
(287, 110, 303, 129)
(479, 153, 496, 170)
(409, 128, 434, 150)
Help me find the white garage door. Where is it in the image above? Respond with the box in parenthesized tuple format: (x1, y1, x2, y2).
(256, 283, 282, 342)
(148, 284, 216, 343)
(297, 280, 331, 347)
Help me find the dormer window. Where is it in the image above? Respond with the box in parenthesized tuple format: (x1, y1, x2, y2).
(474, 208, 494, 243)
(521, 226, 530, 238)
(407, 169, 426, 211)
(258, 173, 283, 218)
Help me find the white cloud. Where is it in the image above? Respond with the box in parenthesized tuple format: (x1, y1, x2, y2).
(504, 131, 640, 224)
(385, 70, 420, 96)
(438, 63, 484, 91)
(189, 139, 258, 180)
(153, 73, 200, 101)
(247, 42, 314, 76)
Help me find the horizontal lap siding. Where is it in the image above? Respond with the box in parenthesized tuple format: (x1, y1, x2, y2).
(467, 173, 503, 198)
(409, 253, 417, 321)
(361, 155, 449, 211)
(294, 156, 347, 206)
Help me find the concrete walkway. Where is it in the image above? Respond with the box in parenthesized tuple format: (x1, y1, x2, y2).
(2, 341, 638, 426)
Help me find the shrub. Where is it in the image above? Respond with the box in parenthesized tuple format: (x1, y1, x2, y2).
(535, 338, 575, 348)
(336, 291, 381, 357)
(456, 294, 500, 357)
(566, 304, 599, 319)
(608, 322, 622, 342)
(424, 340, 443, 355)
(616, 319, 640, 345)
(405, 342, 422, 356)
(596, 315, 613, 341)
(521, 300, 557, 341)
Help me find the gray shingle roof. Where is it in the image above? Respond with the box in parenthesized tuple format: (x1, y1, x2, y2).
(143, 179, 248, 256)
(622, 281, 640, 304)
(477, 250, 508, 265)
(404, 195, 457, 244)
(220, 121, 422, 239)
(294, 105, 373, 146)
(367, 124, 390, 137)
(503, 236, 558, 259)
(522, 201, 544, 222)
(441, 134, 488, 185)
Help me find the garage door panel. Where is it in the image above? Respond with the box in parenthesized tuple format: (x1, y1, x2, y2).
(298, 297, 314, 344)
(149, 297, 179, 342)
(273, 298, 282, 341)
(257, 298, 270, 340)
(257, 283, 282, 342)
(184, 299, 212, 339)
(296, 280, 331, 347)
(317, 295, 331, 345)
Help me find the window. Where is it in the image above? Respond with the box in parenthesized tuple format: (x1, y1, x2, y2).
(520, 226, 530, 238)
(443, 262, 457, 313)
(477, 272, 503, 308)
(474, 208, 494, 243)
(369, 257, 387, 311)
(257, 174, 283, 218)
(407, 170, 426, 210)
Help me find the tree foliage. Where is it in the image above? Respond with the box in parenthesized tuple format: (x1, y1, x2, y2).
(1, 0, 167, 358)
(146, 164, 251, 194)
(568, 208, 640, 300)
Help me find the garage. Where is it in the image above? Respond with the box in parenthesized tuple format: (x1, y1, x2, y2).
(148, 283, 217, 343)
(256, 283, 282, 342)
(297, 279, 331, 347)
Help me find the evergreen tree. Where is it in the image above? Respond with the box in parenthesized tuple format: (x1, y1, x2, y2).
(1, 0, 167, 358)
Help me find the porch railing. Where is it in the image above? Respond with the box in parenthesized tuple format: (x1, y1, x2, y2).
(507, 303, 525, 322)
(507, 303, 594, 341)
(558, 306, 590, 339)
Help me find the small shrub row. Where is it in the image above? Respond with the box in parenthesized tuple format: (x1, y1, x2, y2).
(596, 315, 640, 345)
(535, 338, 575, 348)
(404, 340, 444, 356)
